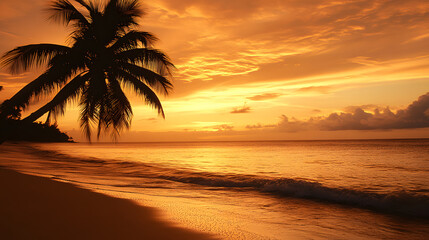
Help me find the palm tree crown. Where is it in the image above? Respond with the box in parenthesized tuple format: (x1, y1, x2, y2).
(0, 0, 174, 140)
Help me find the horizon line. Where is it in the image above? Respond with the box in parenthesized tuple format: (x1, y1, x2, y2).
(69, 137, 429, 144)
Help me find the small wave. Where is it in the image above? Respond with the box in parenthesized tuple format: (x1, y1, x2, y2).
(20, 144, 429, 219)
(149, 173, 429, 218)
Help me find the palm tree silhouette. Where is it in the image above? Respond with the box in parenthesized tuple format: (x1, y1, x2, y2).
(0, 0, 174, 140)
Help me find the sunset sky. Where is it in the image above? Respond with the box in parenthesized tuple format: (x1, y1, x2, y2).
(1, 0, 429, 142)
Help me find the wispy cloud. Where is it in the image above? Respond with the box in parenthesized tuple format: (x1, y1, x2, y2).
(0, 72, 28, 80)
(143, 0, 429, 97)
(297, 86, 332, 94)
(210, 124, 234, 131)
(246, 123, 276, 129)
(231, 106, 252, 114)
(176, 55, 259, 82)
(247, 93, 281, 101)
(0, 30, 19, 38)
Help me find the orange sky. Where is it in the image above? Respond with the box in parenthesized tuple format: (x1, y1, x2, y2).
(1, 0, 429, 142)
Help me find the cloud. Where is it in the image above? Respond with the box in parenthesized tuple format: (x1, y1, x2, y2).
(0, 30, 19, 38)
(247, 93, 281, 101)
(246, 123, 275, 129)
(212, 124, 234, 131)
(349, 56, 381, 66)
(0, 72, 29, 80)
(139, 118, 158, 122)
(343, 104, 381, 113)
(297, 86, 332, 94)
(269, 92, 429, 132)
(230, 106, 252, 114)
(198, 123, 235, 131)
(176, 55, 259, 82)
(245, 123, 263, 129)
(144, 0, 429, 99)
(276, 115, 311, 132)
(318, 93, 429, 130)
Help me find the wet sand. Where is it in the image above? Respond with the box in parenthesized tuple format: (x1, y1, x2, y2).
(0, 166, 215, 240)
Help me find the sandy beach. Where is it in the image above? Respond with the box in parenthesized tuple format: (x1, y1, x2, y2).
(0, 166, 215, 240)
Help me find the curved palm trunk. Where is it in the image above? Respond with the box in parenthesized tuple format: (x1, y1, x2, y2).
(23, 75, 87, 123)
(23, 101, 56, 123)
(6, 75, 48, 110)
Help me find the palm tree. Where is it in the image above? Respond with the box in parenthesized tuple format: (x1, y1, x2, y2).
(0, 0, 174, 140)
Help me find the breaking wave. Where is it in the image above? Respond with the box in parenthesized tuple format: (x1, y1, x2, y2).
(16, 144, 429, 218)
(153, 172, 429, 218)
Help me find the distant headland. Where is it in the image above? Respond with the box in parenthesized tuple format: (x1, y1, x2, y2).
(0, 119, 73, 143)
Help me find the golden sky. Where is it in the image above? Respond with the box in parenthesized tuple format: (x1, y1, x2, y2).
(1, 0, 429, 141)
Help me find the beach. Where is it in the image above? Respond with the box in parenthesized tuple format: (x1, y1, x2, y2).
(0, 157, 214, 239)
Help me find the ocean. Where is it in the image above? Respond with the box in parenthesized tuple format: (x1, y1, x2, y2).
(1, 139, 429, 239)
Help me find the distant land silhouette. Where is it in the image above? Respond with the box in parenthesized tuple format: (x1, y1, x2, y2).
(0, 119, 72, 143)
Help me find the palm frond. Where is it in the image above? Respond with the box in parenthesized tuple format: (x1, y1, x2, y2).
(97, 77, 132, 138)
(49, 0, 90, 27)
(102, 0, 143, 40)
(1, 44, 71, 74)
(108, 78, 132, 129)
(1, 51, 85, 120)
(116, 68, 165, 118)
(105, 0, 142, 24)
(73, 0, 92, 12)
(46, 72, 88, 122)
(78, 70, 108, 140)
(73, 0, 101, 21)
(116, 48, 175, 75)
(118, 0, 142, 24)
(79, 85, 96, 140)
(117, 62, 172, 95)
(111, 30, 158, 51)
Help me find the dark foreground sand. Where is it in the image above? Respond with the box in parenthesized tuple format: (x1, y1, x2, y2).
(0, 167, 215, 240)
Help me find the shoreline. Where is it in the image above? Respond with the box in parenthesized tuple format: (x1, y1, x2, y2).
(0, 167, 215, 240)
(49, 137, 429, 144)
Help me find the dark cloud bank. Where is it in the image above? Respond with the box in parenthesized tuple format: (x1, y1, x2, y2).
(249, 92, 429, 132)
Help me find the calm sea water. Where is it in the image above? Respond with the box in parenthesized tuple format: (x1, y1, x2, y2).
(1, 139, 429, 239)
